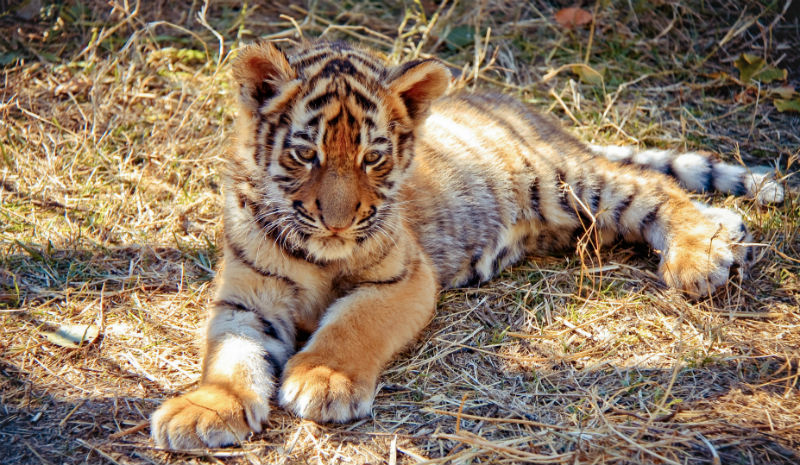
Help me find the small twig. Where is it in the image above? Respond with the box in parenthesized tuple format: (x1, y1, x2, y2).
(76, 439, 124, 465)
(549, 88, 580, 125)
(556, 317, 598, 341)
(583, 0, 601, 64)
(388, 434, 398, 465)
(696, 433, 721, 465)
(58, 400, 86, 428)
(108, 420, 150, 440)
(455, 392, 468, 433)
(197, 0, 224, 68)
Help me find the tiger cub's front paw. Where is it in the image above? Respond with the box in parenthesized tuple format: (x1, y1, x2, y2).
(659, 228, 735, 296)
(278, 352, 375, 423)
(151, 384, 268, 450)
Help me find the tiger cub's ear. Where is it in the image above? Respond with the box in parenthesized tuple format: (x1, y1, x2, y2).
(232, 42, 296, 114)
(385, 58, 450, 128)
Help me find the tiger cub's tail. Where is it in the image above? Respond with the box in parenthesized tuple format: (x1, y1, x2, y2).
(588, 145, 784, 205)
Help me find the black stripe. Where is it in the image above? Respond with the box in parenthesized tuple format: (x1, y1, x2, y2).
(555, 169, 577, 217)
(390, 58, 435, 81)
(253, 80, 277, 104)
(587, 180, 601, 214)
(272, 175, 301, 195)
(215, 299, 251, 313)
(291, 50, 334, 71)
(353, 259, 417, 288)
(663, 157, 675, 178)
(262, 117, 290, 167)
(733, 170, 750, 196)
(306, 114, 321, 130)
(225, 234, 302, 291)
(264, 352, 283, 377)
(346, 105, 357, 129)
(292, 131, 313, 142)
(701, 158, 714, 192)
(492, 247, 510, 274)
(745, 245, 754, 263)
(573, 175, 585, 205)
(354, 269, 409, 287)
(466, 250, 484, 286)
(396, 131, 414, 158)
(348, 83, 378, 112)
(529, 176, 543, 220)
(305, 60, 367, 90)
(292, 200, 317, 223)
(738, 222, 748, 238)
(320, 58, 360, 77)
(356, 206, 378, 225)
(256, 314, 282, 341)
(346, 53, 383, 76)
(214, 299, 286, 343)
(307, 91, 336, 111)
(237, 191, 249, 209)
(639, 204, 661, 234)
(612, 187, 637, 223)
(254, 120, 268, 166)
(462, 272, 483, 287)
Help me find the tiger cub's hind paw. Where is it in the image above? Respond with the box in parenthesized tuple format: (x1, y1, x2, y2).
(696, 203, 755, 268)
(151, 384, 267, 450)
(660, 237, 734, 296)
(660, 209, 752, 297)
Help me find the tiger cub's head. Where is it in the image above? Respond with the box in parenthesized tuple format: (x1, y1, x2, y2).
(230, 41, 449, 261)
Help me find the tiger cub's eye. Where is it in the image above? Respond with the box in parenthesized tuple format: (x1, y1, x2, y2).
(294, 149, 317, 163)
(363, 152, 383, 165)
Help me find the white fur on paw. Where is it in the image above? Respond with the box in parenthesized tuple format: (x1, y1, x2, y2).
(278, 363, 374, 423)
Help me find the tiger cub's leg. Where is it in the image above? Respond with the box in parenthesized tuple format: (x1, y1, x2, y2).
(279, 253, 437, 423)
(151, 258, 296, 449)
(539, 160, 751, 296)
(595, 169, 746, 295)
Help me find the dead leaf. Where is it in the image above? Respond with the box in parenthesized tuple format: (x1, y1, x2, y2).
(43, 324, 100, 348)
(770, 86, 797, 99)
(555, 7, 593, 29)
(570, 64, 604, 86)
(775, 98, 800, 113)
(734, 53, 786, 84)
(754, 66, 787, 84)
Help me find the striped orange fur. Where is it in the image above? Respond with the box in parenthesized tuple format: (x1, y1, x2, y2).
(150, 41, 782, 449)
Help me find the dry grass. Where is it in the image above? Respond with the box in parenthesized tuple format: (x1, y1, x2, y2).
(2, 1, 799, 464)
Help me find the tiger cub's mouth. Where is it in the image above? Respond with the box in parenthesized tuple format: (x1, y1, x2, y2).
(306, 234, 357, 261)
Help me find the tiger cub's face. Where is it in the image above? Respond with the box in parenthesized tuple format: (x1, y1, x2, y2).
(232, 42, 449, 261)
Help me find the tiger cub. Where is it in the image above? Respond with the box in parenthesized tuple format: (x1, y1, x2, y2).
(151, 41, 782, 449)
